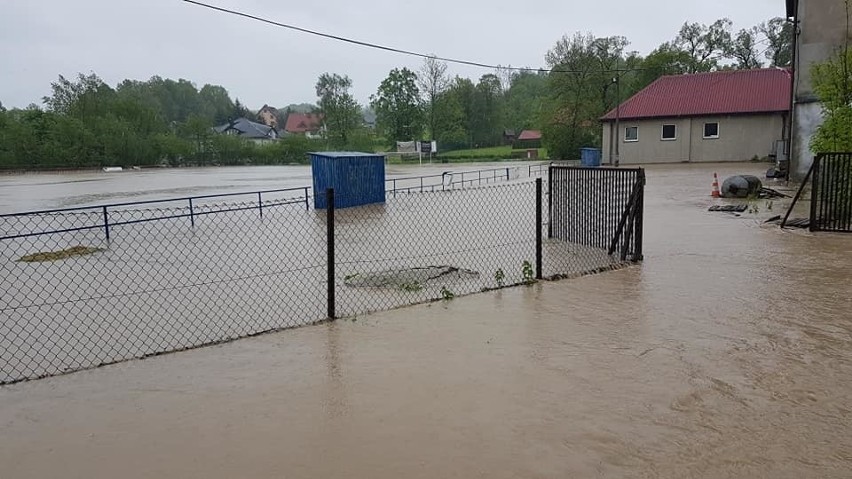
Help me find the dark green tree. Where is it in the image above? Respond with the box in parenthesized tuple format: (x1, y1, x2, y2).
(730, 27, 764, 70)
(371, 68, 423, 144)
(418, 56, 450, 140)
(504, 71, 548, 132)
(759, 17, 794, 67)
(470, 73, 504, 147)
(634, 43, 691, 89)
(674, 18, 733, 73)
(542, 33, 606, 159)
(316, 73, 361, 146)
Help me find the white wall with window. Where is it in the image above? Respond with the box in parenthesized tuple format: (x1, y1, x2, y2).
(602, 114, 785, 164)
(703, 122, 719, 139)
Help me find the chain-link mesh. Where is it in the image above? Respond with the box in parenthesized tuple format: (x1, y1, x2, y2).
(1, 169, 642, 384)
(334, 182, 539, 318)
(1, 191, 324, 384)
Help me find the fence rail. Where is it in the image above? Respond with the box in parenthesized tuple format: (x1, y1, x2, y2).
(1, 164, 642, 385)
(1, 164, 551, 240)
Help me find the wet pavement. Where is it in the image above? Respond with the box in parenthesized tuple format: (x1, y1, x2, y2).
(1, 163, 851, 478)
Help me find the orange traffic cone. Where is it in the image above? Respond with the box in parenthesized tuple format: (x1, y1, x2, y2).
(712, 173, 721, 198)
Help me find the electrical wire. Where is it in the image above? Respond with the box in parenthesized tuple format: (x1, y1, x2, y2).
(180, 0, 650, 74)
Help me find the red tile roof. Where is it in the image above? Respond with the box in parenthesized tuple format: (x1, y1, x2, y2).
(601, 68, 792, 121)
(284, 112, 323, 133)
(517, 130, 542, 140)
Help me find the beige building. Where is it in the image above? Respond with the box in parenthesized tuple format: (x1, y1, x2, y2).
(787, 0, 852, 177)
(601, 69, 791, 165)
(257, 105, 280, 129)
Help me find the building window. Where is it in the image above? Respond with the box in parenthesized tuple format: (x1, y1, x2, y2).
(704, 122, 719, 139)
(661, 124, 677, 140)
(624, 126, 638, 142)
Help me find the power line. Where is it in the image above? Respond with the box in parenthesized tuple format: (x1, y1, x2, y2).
(179, 0, 649, 75)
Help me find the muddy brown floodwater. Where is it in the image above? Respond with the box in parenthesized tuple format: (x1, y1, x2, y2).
(1, 163, 851, 478)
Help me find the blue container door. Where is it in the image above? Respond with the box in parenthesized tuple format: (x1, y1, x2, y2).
(312, 154, 332, 209)
(335, 157, 385, 208)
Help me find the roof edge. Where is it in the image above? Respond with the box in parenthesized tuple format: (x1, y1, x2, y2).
(600, 109, 790, 123)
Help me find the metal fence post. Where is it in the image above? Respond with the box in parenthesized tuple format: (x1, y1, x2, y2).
(810, 156, 820, 232)
(304, 187, 310, 210)
(634, 170, 646, 261)
(257, 192, 263, 219)
(326, 188, 336, 320)
(547, 166, 554, 238)
(188, 198, 195, 227)
(102, 206, 110, 241)
(536, 178, 543, 280)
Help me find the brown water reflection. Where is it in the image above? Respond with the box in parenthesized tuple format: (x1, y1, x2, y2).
(0, 163, 850, 478)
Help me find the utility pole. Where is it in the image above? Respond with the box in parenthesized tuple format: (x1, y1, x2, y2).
(613, 76, 621, 167)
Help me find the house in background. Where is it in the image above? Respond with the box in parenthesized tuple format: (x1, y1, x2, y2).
(514, 130, 542, 149)
(600, 69, 791, 165)
(284, 112, 324, 139)
(256, 105, 280, 129)
(362, 110, 377, 129)
(214, 118, 279, 144)
(787, 0, 852, 177)
(503, 129, 517, 145)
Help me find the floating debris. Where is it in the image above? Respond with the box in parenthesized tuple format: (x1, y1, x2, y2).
(759, 187, 790, 199)
(18, 246, 104, 263)
(708, 205, 748, 213)
(345, 266, 479, 288)
(764, 216, 811, 229)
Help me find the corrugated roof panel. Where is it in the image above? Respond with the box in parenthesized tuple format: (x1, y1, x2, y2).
(601, 69, 792, 121)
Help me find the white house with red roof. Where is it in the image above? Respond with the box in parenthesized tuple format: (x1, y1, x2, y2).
(601, 69, 792, 165)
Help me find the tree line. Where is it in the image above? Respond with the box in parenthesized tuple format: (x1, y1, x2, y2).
(0, 16, 792, 169)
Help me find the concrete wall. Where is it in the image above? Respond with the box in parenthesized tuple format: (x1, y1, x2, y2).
(790, 0, 852, 176)
(795, 0, 851, 100)
(602, 114, 785, 164)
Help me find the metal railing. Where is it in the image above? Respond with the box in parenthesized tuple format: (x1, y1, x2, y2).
(810, 153, 852, 233)
(385, 163, 550, 194)
(548, 165, 645, 262)
(0, 186, 312, 241)
(781, 153, 852, 232)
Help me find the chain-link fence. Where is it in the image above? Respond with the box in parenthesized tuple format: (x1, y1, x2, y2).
(1, 167, 642, 384)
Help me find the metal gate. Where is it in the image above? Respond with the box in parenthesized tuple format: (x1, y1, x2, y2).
(548, 166, 645, 261)
(810, 153, 852, 232)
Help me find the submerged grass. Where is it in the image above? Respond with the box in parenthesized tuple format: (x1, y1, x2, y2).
(18, 245, 104, 263)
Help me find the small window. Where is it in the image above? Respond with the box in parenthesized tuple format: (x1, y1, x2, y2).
(661, 124, 677, 140)
(704, 122, 719, 139)
(624, 126, 638, 142)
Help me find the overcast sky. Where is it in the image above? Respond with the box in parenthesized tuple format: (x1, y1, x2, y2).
(1, 0, 783, 110)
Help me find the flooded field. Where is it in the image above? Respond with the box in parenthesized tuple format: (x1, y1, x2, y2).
(1, 163, 851, 478)
(0, 161, 540, 214)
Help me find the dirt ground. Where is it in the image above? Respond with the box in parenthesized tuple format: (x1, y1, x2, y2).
(1, 163, 851, 478)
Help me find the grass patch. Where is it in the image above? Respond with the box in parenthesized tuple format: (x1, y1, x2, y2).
(18, 245, 104, 263)
(382, 145, 548, 164)
(436, 146, 548, 161)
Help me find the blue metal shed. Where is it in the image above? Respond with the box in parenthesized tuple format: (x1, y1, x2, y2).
(311, 152, 386, 209)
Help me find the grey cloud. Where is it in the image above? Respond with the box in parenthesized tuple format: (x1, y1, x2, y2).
(1, 0, 782, 109)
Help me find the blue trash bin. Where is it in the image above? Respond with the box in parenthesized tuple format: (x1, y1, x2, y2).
(580, 148, 602, 167)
